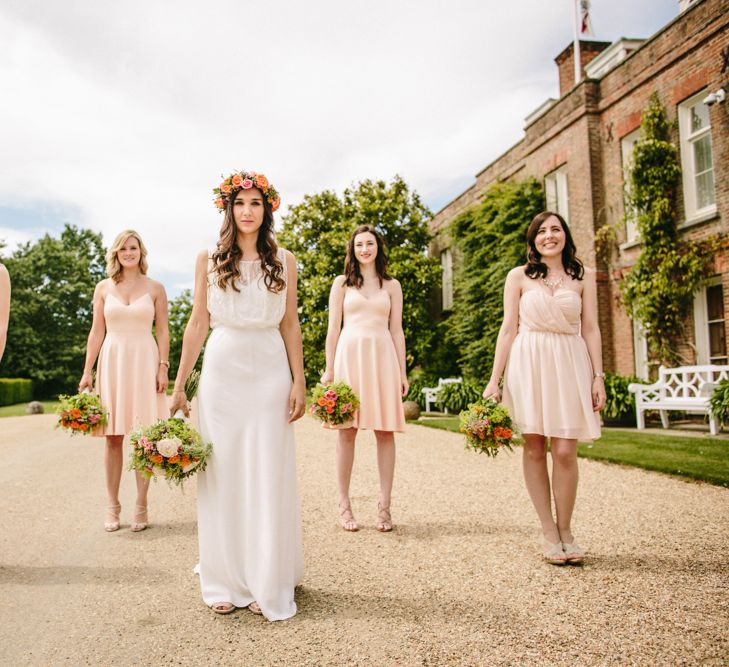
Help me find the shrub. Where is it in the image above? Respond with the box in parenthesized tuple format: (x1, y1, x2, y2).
(709, 379, 729, 427)
(405, 369, 438, 409)
(0, 378, 33, 406)
(603, 372, 643, 424)
(435, 380, 481, 413)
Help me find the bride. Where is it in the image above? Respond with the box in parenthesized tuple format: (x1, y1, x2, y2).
(170, 170, 305, 620)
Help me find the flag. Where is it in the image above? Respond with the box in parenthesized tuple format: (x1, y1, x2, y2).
(580, 0, 594, 35)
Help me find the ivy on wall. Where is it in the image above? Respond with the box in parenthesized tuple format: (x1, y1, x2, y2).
(445, 178, 544, 381)
(620, 93, 719, 364)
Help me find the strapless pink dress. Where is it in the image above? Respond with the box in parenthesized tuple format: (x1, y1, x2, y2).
(502, 289, 601, 441)
(334, 287, 406, 432)
(94, 293, 168, 436)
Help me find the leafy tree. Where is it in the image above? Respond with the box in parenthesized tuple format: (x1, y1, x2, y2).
(168, 289, 204, 380)
(446, 178, 544, 382)
(1, 224, 107, 397)
(278, 176, 440, 387)
(620, 93, 718, 363)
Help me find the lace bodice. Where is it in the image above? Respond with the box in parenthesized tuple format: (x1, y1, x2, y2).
(207, 249, 288, 329)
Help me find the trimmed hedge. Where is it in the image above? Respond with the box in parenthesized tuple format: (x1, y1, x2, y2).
(0, 378, 33, 406)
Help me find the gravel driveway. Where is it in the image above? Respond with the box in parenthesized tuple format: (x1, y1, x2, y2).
(1, 414, 727, 666)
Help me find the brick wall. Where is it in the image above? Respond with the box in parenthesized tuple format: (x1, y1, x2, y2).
(430, 0, 729, 376)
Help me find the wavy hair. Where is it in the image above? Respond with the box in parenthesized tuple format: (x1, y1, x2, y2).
(524, 211, 584, 281)
(211, 189, 286, 292)
(343, 225, 390, 289)
(106, 230, 149, 283)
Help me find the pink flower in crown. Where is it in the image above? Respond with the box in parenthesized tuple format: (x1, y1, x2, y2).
(241, 178, 254, 189)
(324, 390, 337, 400)
(341, 403, 353, 415)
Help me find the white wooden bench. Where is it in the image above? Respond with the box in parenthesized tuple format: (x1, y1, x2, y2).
(628, 365, 728, 435)
(422, 377, 462, 413)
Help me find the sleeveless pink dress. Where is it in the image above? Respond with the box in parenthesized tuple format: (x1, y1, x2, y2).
(502, 289, 601, 441)
(94, 293, 168, 436)
(334, 287, 406, 432)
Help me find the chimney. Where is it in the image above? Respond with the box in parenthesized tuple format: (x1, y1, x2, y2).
(554, 40, 611, 96)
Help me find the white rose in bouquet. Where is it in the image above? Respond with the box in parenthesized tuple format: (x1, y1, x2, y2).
(157, 436, 182, 458)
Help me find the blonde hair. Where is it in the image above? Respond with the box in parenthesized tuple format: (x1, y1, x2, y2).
(106, 230, 149, 282)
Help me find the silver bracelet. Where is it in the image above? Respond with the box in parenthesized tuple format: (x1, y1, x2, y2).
(593, 371, 605, 379)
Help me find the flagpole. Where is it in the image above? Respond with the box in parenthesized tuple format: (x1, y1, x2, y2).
(573, 0, 581, 85)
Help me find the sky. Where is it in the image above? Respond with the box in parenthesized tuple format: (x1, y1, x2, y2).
(0, 0, 678, 295)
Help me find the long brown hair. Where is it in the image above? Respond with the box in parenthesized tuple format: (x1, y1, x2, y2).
(524, 211, 584, 280)
(211, 189, 286, 292)
(342, 225, 390, 288)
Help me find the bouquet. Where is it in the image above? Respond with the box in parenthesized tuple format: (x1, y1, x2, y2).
(128, 418, 212, 485)
(459, 399, 516, 458)
(56, 391, 107, 435)
(128, 370, 212, 485)
(310, 381, 360, 429)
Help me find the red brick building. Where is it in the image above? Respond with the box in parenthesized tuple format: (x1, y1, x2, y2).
(430, 0, 729, 378)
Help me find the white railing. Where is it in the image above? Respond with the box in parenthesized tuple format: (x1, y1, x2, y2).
(422, 377, 462, 413)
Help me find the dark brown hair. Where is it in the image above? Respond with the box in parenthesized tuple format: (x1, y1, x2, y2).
(211, 188, 286, 292)
(524, 211, 584, 281)
(343, 224, 390, 288)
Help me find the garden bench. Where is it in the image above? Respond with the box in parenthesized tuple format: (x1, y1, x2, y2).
(422, 377, 462, 413)
(628, 364, 729, 436)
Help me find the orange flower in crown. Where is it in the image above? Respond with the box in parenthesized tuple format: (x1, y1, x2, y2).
(213, 170, 281, 213)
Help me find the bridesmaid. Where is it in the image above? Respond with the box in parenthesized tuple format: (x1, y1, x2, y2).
(0, 262, 9, 362)
(321, 224, 408, 532)
(79, 230, 169, 532)
(483, 211, 605, 565)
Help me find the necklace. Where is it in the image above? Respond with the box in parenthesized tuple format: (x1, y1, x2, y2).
(542, 272, 565, 289)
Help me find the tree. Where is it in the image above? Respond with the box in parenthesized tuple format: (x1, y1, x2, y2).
(2, 224, 107, 397)
(446, 178, 544, 381)
(277, 176, 440, 387)
(168, 289, 204, 380)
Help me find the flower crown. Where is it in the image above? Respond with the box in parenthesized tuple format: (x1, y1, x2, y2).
(213, 170, 281, 212)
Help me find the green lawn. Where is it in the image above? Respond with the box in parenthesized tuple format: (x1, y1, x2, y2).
(0, 401, 60, 418)
(413, 417, 729, 487)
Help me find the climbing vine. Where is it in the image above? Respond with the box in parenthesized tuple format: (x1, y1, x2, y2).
(620, 93, 719, 364)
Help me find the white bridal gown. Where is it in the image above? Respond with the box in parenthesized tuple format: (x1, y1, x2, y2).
(196, 249, 303, 621)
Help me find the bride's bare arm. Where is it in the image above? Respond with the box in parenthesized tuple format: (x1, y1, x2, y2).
(170, 250, 210, 414)
(279, 250, 306, 422)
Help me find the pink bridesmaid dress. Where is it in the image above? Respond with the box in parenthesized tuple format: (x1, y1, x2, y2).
(502, 289, 601, 441)
(94, 293, 168, 436)
(334, 287, 406, 432)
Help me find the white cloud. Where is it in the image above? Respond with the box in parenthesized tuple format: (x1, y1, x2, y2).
(0, 0, 677, 290)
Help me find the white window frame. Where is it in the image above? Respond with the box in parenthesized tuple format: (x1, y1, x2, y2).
(632, 319, 649, 380)
(440, 248, 453, 312)
(544, 166, 569, 224)
(693, 278, 726, 365)
(679, 91, 717, 222)
(621, 129, 641, 244)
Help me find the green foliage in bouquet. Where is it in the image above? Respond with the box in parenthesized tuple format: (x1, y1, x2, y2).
(129, 418, 212, 486)
(603, 372, 644, 424)
(310, 382, 360, 426)
(459, 400, 515, 458)
(709, 379, 729, 428)
(56, 391, 107, 435)
(435, 380, 481, 413)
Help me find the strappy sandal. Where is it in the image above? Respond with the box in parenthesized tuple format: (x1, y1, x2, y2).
(210, 602, 235, 615)
(562, 540, 585, 565)
(338, 502, 359, 532)
(248, 602, 263, 615)
(104, 504, 121, 532)
(542, 538, 568, 565)
(130, 505, 148, 532)
(377, 502, 393, 532)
